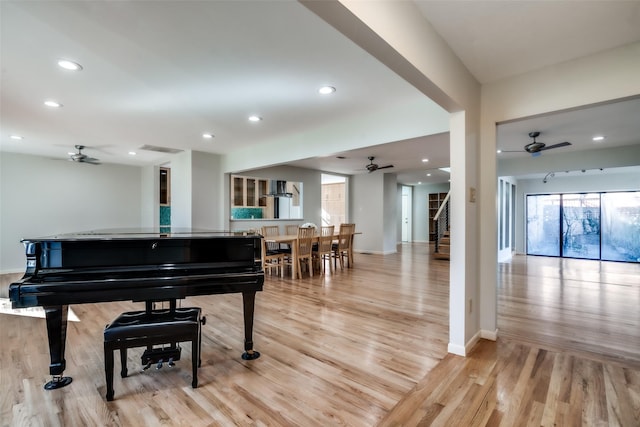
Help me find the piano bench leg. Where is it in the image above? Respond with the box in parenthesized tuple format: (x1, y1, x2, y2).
(120, 348, 128, 378)
(192, 337, 198, 388)
(104, 342, 115, 401)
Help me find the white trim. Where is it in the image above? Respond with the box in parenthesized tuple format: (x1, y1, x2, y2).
(448, 329, 498, 357)
(447, 342, 466, 356)
(352, 249, 397, 255)
(480, 328, 499, 341)
(465, 331, 481, 354)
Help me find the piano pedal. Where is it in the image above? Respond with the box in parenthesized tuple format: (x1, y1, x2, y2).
(141, 346, 182, 371)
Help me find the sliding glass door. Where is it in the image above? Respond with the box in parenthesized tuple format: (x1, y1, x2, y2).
(601, 192, 640, 262)
(527, 194, 560, 256)
(561, 193, 600, 259)
(526, 191, 639, 262)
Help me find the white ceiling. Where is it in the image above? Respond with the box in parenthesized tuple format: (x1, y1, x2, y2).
(2, 1, 640, 185)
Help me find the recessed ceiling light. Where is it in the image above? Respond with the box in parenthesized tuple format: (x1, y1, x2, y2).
(496, 149, 502, 154)
(57, 59, 83, 71)
(422, 158, 429, 163)
(418, 182, 422, 185)
(248, 115, 262, 122)
(128, 151, 136, 156)
(202, 133, 214, 139)
(592, 136, 605, 141)
(44, 100, 62, 108)
(10, 135, 23, 140)
(318, 86, 336, 95)
(426, 173, 431, 177)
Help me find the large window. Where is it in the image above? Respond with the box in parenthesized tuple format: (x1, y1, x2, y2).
(526, 191, 640, 262)
(601, 192, 640, 262)
(321, 174, 346, 227)
(527, 194, 560, 256)
(561, 193, 600, 259)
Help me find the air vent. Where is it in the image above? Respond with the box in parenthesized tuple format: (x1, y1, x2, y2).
(139, 145, 183, 154)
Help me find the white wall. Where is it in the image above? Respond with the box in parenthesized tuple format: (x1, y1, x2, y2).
(0, 152, 143, 272)
(169, 150, 193, 229)
(192, 151, 224, 230)
(351, 173, 384, 253)
(383, 173, 398, 253)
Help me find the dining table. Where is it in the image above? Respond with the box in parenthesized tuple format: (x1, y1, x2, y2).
(264, 231, 359, 279)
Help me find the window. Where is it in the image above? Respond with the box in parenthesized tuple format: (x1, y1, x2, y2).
(526, 191, 639, 262)
(321, 174, 346, 227)
(601, 192, 640, 262)
(527, 194, 560, 256)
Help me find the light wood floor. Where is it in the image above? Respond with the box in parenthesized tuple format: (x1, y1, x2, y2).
(1, 245, 638, 426)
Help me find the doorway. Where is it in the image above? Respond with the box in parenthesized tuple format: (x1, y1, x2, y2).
(401, 185, 412, 242)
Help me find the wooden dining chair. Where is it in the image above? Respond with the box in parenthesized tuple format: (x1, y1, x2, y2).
(280, 224, 299, 254)
(293, 226, 315, 279)
(285, 224, 299, 235)
(260, 225, 284, 277)
(313, 225, 334, 275)
(332, 223, 355, 270)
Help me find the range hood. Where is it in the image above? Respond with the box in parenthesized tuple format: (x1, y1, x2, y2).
(266, 180, 292, 198)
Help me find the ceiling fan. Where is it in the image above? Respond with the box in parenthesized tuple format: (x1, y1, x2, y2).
(365, 156, 394, 173)
(504, 131, 572, 157)
(69, 145, 100, 164)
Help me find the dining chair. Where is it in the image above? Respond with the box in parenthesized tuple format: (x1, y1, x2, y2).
(285, 224, 299, 235)
(280, 224, 299, 254)
(260, 225, 284, 277)
(313, 225, 334, 275)
(291, 226, 315, 279)
(332, 223, 355, 270)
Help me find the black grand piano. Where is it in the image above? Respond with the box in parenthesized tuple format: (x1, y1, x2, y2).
(9, 228, 264, 390)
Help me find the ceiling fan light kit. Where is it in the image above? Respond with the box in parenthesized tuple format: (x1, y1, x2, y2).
(69, 145, 100, 165)
(501, 131, 572, 157)
(365, 156, 394, 173)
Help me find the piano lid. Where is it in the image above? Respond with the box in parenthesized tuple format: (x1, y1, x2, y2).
(21, 228, 260, 242)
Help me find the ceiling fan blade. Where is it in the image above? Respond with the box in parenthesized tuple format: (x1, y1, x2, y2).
(539, 141, 571, 151)
(377, 164, 394, 170)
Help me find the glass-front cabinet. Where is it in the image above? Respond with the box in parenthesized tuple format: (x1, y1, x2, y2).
(231, 175, 302, 220)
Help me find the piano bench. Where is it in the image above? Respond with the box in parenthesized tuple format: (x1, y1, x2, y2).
(103, 307, 203, 401)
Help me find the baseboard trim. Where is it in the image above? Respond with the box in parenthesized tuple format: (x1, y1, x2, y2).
(480, 328, 499, 341)
(448, 328, 499, 357)
(447, 342, 466, 356)
(353, 249, 397, 255)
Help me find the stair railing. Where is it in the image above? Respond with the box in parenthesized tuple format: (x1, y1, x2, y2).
(433, 191, 450, 253)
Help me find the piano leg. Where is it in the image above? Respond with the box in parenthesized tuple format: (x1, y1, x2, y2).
(43, 305, 73, 389)
(241, 291, 260, 360)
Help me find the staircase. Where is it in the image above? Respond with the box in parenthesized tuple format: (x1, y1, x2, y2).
(433, 230, 450, 260)
(432, 191, 450, 260)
